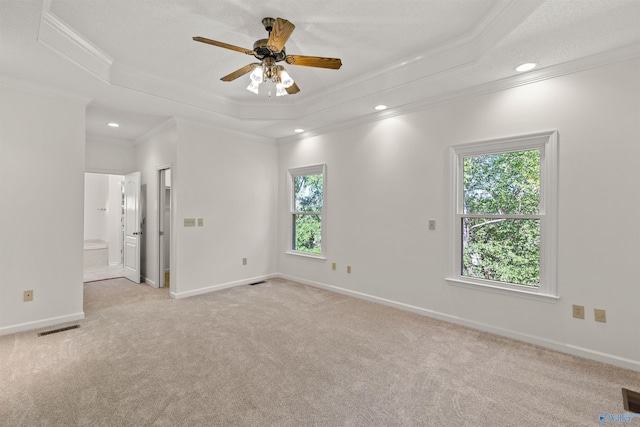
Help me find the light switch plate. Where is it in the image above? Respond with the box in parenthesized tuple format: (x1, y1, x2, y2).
(428, 219, 436, 230)
(197, 218, 203, 227)
(184, 218, 196, 227)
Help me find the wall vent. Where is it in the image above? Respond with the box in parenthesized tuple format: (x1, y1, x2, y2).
(37, 325, 80, 337)
(623, 388, 640, 414)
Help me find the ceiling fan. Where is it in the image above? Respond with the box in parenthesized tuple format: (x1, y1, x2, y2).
(193, 17, 342, 96)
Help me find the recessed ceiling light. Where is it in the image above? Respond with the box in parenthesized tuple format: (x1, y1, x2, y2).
(374, 104, 387, 111)
(515, 63, 537, 72)
(107, 122, 120, 128)
(294, 128, 304, 133)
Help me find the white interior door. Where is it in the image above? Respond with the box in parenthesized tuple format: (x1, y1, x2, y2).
(123, 172, 141, 283)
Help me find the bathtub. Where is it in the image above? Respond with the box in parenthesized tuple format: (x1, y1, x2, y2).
(84, 239, 108, 268)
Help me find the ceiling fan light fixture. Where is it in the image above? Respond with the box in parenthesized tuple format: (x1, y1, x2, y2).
(249, 66, 264, 82)
(275, 83, 288, 97)
(247, 80, 260, 94)
(279, 69, 294, 88)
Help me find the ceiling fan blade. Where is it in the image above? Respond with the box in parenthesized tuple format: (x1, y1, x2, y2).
(192, 37, 254, 56)
(220, 63, 260, 82)
(267, 18, 295, 53)
(285, 55, 342, 70)
(286, 82, 300, 95)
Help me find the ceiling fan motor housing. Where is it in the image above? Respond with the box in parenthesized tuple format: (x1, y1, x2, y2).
(253, 39, 286, 61)
(262, 17, 276, 32)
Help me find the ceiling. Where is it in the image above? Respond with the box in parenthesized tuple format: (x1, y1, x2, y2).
(1, 0, 639, 143)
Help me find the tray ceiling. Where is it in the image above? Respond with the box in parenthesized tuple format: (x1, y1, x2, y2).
(1, 0, 639, 142)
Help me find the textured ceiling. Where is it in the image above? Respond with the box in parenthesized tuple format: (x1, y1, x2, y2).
(1, 0, 639, 143)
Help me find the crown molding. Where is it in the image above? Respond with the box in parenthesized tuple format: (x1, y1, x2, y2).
(85, 135, 135, 146)
(38, 0, 113, 84)
(0, 75, 92, 105)
(289, 1, 545, 120)
(134, 117, 178, 145)
(277, 48, 640, 144)
(174, 117, 276, 144)
(31, 0, 638, 144)
(34, 0, 543, 126)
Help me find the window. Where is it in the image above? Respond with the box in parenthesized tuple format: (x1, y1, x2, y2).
(449, 131, 558, 298)
(288, 164, 326, 258)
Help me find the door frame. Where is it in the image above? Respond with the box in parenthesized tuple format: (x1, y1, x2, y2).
(158, 164, 172, 291)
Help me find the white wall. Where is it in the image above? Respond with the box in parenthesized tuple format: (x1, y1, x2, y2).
(85, 138, 136, 174)
(277, 58, 640, 371)
(172, 123, 278, 298)
(0, 85, 86, 334)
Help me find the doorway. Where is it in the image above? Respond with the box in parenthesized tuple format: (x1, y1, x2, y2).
(83, 173, 125, 282)
(158, 167, 172, 290)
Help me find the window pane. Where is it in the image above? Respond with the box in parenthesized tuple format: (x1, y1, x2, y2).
(293, 214, 322, 253)
(463, 150, 540, 215)
(461, 217, 540, 286)
(294, 174, 323, 212)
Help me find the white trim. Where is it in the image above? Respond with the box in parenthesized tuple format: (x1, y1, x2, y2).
(38, 1, 113, 84)
(173, 118, 276, 145)
(276, 47, 640, 144)
(285, 251, 327, 261)
(288, 164, 327, 257)
(143, 277, 157, 288)
(276, 274, 639, 372)
(134, 118, 177, 145)
(170, 274, 277, 299)
(0, 312, 85, 337)
(449, 130, 558, 297)
(445, 277, 559, 302)
(86, 135, 134, 146)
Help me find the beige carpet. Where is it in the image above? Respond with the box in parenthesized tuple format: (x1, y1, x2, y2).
(1, 278, 638, 426)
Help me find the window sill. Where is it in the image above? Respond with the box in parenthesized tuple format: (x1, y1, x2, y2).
(285, 251, 327, 261)
(445, 277, 559, 303)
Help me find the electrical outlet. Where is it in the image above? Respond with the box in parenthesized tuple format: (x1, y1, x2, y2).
(242, 258, 247, 266)
(24, 290, 33, 302)
(594, 309, 606, 323)
(332, 262, 336, 271)
(428, 219, 436, 231)
(347, 265, 352, 274)
(572, 304, 585, 319)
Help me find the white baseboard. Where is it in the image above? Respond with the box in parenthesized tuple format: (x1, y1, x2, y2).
(142, 276, 157, 288)
(0, 312, 85, 336)
(171, 273, 278, 299)
(277, 273, 640, 373)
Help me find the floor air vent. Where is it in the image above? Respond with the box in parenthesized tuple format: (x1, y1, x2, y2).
(248, 281, 266, 286)
(38, 325, 80, 337)
(623, 388, 640, 414)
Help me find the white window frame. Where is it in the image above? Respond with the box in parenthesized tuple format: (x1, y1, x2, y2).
(447, 131, 558, 301)
(287, 164, 326, 260)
